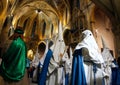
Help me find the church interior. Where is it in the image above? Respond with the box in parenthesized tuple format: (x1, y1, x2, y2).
(0, 0, 120, 85)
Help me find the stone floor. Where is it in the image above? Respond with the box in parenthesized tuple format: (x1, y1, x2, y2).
(0, 74, 39, 85)
(29, 78, 37, 85)
(0, 70, 29, 85)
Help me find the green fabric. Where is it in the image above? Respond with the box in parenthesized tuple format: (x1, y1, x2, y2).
(0, 37, 27, 81)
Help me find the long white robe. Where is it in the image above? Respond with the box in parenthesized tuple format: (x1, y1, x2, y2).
(101, 37, 115, 85)
(62, 46, 73, 85)
(30, 41, 48, 85)
(46, 21, 69, 85)
(46, 34, 66, 85)
(75, 30, 106, 85)
(46, 46, 73, 85)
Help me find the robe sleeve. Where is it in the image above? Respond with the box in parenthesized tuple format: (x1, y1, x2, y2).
(47, 56, 59, 75)
(82, 47, 101, 67)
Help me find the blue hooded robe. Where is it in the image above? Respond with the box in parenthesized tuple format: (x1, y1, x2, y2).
(38, 49, 53, 85)
(71, 49, 87, 85)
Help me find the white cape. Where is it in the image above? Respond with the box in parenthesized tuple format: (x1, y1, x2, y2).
(75, 30, 106, 85)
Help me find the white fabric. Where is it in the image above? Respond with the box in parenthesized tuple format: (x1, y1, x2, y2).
(75, 30, 105, 85)
(31, 41, 48, 83)
(46, 21, 66, 85)
(75, 30, 104, 64)
(32, 40, 48, 67)
(62, 46, 73, 74)
(62, 46, 73, 85)
(101, 37, 115, 85)
(46, 46, 73, 85)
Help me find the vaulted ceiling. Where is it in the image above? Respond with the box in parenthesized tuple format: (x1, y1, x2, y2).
(0, 0, 71, 43)
(1, 0, 120, 36)
(0, 0, 120, 51)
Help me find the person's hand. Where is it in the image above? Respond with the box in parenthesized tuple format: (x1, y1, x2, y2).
(59, 60, 65, 67)
(60, 53, 63, 58)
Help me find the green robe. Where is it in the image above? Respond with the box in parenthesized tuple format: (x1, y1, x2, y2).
(0, 37, 27, 81)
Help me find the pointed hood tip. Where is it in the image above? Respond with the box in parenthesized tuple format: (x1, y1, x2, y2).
(101, 36, 108, 49)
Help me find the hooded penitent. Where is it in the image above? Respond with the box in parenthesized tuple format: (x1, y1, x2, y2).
(0, 28, 27, 81)
(101, 36, 115, 85)
(75, 30, 104, 64)
(71, 30, 105, 85)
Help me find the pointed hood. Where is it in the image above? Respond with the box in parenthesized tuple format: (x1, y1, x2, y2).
(75, 30, 104, 64)
(50, 21, 65, 62)
(101, 36, 114, 62)
(101, 36, 108, 49)
(58, 21, 63, 40)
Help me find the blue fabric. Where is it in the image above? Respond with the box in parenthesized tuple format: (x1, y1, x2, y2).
(71, 49, 87, 85)
(111, 67, 120, 85)
(65, 73, 69, 85)
(26, 58, 30, 68)
(102, 76, 105, 85)
(93, 63, 97, 85)
(37, 62, 42, 82)
(113, 59, 119, 67)
(38, 49, 53, 85)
